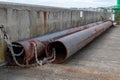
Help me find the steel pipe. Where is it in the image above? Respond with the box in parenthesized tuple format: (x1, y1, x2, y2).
(46, 21, 113, 64)
(6, 21, 104, 65)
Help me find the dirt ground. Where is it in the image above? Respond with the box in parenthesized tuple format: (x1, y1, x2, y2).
(0, 25, 120, 80)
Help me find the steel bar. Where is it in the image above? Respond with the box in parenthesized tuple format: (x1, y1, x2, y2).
(46, 21, 113, 64)
(6, 21, 104, 65)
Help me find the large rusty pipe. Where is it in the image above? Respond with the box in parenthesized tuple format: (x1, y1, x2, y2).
(7, 21, 104, 65)
(46, 21, 113, 63)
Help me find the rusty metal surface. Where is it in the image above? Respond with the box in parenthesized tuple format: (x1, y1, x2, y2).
(46, 21, 113, 63)
(7, 21, 103, 66)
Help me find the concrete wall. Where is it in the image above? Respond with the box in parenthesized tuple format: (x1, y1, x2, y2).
(0, 2, 112, 64)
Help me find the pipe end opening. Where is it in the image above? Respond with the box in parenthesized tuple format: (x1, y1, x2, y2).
(46, 41, 67, 63)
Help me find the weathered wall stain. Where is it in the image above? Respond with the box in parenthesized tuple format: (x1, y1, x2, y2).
(43, 11, 47, 34)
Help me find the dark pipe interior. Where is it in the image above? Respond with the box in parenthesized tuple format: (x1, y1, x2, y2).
(46, 41, 67, 63)
(12, 43, 24, 55)
(6, 42, 25, 64)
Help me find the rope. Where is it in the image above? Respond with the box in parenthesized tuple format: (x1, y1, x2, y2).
(48, 48, 56, 63)
(0, 25, 25, 67)
(32, 42, 56, 65)
(4, 37, 25, 67)
(46, 51, 54, 60)
(0, 25, 56, 67)
(12, 44, 23, 47)
(0, 62, 7, 67)
(4, 37, 24, 56)
(32, 42, 43, 66)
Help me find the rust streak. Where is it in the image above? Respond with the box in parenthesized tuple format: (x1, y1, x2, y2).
(37, 11, 40, 18)
(43, 11, 47, 33)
